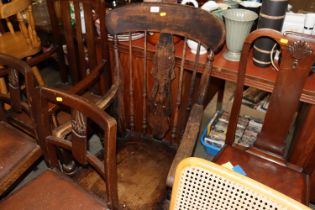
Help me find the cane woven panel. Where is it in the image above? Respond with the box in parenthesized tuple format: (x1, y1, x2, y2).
(170, 157, 310, 210)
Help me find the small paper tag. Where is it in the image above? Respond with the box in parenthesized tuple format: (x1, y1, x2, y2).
(150, 6, 160, 13)
(56, 97, 63, 102)
(280, 38, 288, 44)
(160, 11, 167, 16)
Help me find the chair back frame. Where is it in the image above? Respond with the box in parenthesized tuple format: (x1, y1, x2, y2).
(37, 86, 118, 209)
(225, 30, 315, 165)
(0, 53, 38, 137)
(106, 3, 225, 143)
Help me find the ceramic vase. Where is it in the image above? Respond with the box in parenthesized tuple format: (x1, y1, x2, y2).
(223, 9, 258, 61)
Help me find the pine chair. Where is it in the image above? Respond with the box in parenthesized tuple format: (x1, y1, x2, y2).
(213, 30, 315, 204)
(72, 3, 225, 209)
(170, 157, 311, 210)
(0, 0, 59, 86)
(0, 86, 117, 209)
(0, 53, 41, 195)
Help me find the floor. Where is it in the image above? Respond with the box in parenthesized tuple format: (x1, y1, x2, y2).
(6, 64, 315, 209)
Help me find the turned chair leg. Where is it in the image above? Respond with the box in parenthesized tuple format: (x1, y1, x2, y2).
(26, 57, 46, 86)
(31, 66, 45, 86)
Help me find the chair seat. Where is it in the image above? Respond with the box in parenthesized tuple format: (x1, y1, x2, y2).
(0, 170, 107, 210)
(215, 145, 306, 203)
(0, 32, 40, 59)
(0, 121, 41, 193)
(74, 139, 176, 209)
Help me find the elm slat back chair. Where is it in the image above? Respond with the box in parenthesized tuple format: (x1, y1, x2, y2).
(0, 53, 41, 195)
(47, 0, 109, 85)
(0, 0, 48, 86)
(0, 86, 117, 209)
(170, 157, 311, 210)
(72, 3, 225, 209)
(214, 30, 315, 204)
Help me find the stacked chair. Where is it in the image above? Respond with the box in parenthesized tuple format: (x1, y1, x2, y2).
(0, 0, 67, 86)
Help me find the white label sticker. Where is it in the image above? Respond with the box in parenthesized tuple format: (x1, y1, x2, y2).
(150, 6, 160, 13)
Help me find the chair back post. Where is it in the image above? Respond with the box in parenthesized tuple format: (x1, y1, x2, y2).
(225, 30, 315, 157)
(46, 0, 69, 82)
(37, 86, 119, 209)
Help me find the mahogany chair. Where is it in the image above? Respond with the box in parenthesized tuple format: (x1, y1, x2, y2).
(71, 3, 225, 209)
(0, 53, 41, 195)
(0, 86, 117, 209)
(46, 0, 110, 85)
(213, 30, 315, 204)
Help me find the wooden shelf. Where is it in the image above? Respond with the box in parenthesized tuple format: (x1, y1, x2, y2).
(116, 37, 315, 104)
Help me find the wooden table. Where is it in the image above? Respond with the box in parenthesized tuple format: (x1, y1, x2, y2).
(114, 37, 315, 202)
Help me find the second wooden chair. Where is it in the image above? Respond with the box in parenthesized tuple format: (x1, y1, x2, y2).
(0, 85, 117, 209)
(213, 30, 315, 204)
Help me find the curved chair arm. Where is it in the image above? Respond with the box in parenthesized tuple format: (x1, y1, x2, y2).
(52, 83, 119, 138)
(166, 103, 204, 187)
(47, 61, 108, 113)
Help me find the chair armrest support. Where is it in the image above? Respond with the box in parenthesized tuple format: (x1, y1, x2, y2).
(27, 46, 58, 67)
(166, 103, 204, 187)
(52, 83, 118, 138)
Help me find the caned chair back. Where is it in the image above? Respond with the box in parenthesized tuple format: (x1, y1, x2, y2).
(170, 157, 311, 210)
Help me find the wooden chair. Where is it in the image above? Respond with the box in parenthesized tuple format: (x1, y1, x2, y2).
(170, 157, 311, 210)
(0, 0, 53, 86)
(0, 86, 117, 209)
(71, 3, 225, 209)
(0, 53, 41, 195)
(46, 0, 109, 85)
(213, 30, 315, 204)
